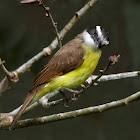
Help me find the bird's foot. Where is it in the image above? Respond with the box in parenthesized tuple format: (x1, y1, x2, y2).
(71, 92, 79, 101)
(60, 87, 79, 103)
(59, 91, 69, 107)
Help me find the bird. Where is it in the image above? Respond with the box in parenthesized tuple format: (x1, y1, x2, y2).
(10, 25, 109, 129)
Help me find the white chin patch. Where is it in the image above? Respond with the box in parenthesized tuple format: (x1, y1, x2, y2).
(83, 30, 96, 47)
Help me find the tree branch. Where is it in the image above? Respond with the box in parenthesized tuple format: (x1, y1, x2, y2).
(6, 70, 140, 118)
(0, 0, 99, 95)
(0, 59, 19, 95)
(1, 91, 140, 130)
(86, 71, 140, 84)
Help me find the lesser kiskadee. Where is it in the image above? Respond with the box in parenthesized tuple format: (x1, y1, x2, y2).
(10, 25, 109, 129)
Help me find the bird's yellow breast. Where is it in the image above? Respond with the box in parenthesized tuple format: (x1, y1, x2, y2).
(58, 43, 101, 88)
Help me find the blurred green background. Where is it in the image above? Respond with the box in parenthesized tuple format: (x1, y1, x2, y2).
(0, 0, 140, 139)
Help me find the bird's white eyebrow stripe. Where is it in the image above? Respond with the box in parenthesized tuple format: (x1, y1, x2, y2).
(96, 26, 102, 38)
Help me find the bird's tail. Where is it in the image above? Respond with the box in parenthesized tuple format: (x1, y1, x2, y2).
(9, 92, 36, 130)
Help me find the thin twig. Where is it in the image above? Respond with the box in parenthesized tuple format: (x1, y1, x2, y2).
(0, 59, 19, 94)
(1, 91, 140, 130)
(0, 59, 13, 78)
(86, 71, 140, 84)
(39, 0, 62, 48)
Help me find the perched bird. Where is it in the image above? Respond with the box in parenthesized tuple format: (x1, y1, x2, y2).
(10, 25, 109, 129)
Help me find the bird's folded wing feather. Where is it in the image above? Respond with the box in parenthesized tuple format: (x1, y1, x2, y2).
(29, 36, 84, 92)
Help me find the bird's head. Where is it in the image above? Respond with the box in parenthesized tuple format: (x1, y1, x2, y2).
(83, 25, 109, 50)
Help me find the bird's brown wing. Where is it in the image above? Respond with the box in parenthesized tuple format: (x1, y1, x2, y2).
(29, 36, 84, 92)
